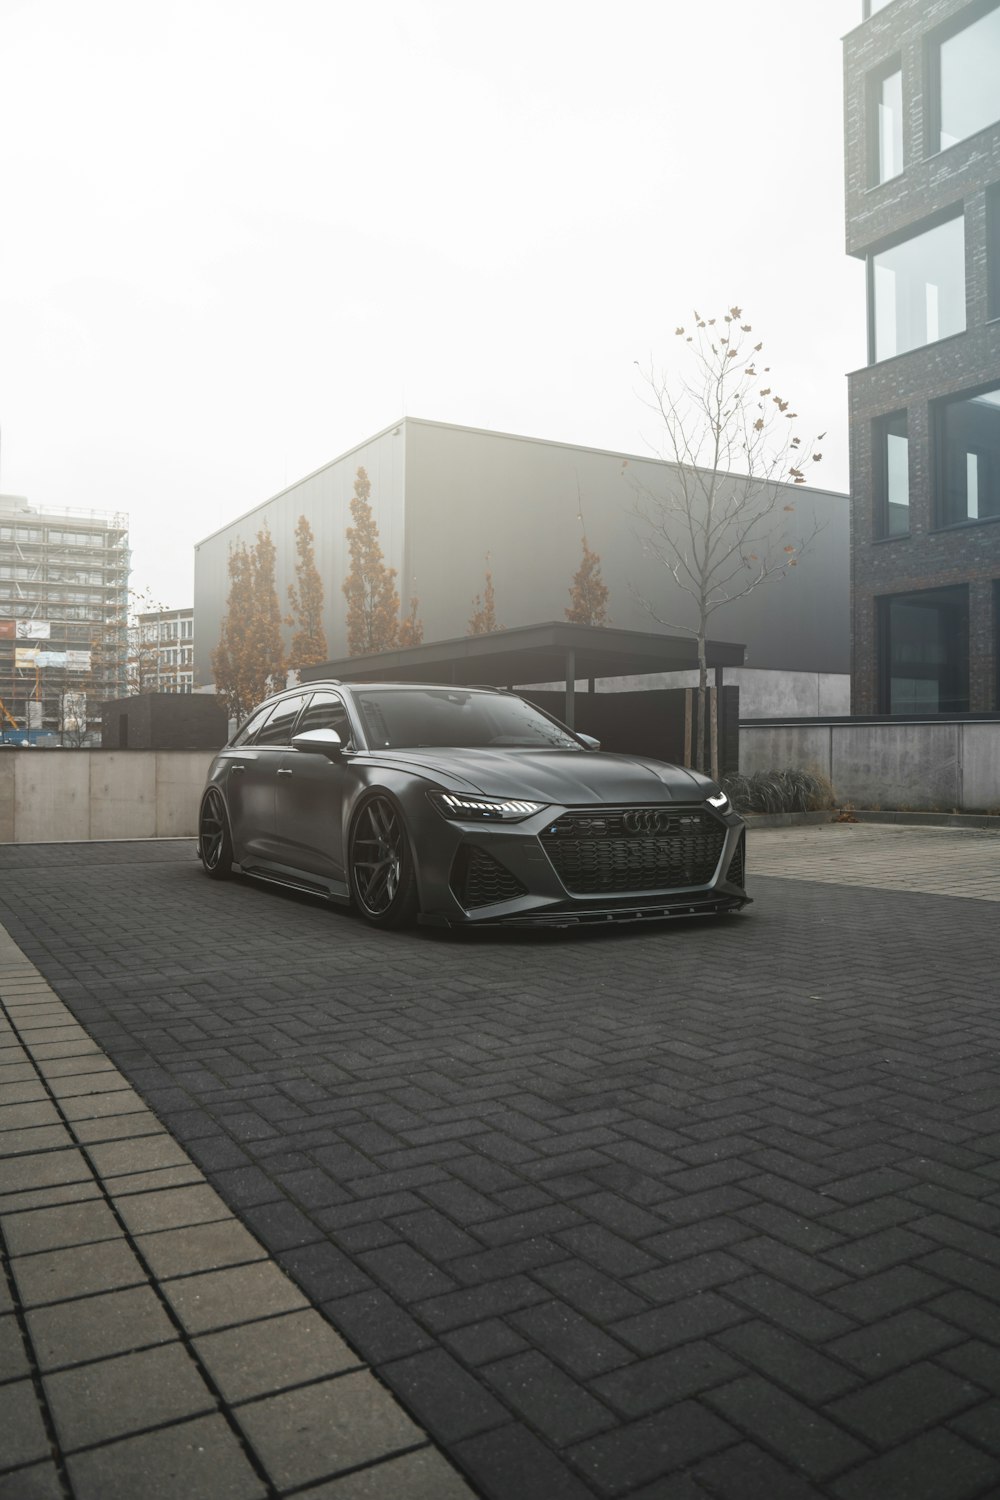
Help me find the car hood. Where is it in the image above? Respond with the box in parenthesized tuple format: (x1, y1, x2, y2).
(369, 747, 714, 803)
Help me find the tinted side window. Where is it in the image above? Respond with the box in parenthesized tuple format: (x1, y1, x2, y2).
(297, 692, 353, 744)
(231, 706, 270, 747)
(255, 695, 307, 747)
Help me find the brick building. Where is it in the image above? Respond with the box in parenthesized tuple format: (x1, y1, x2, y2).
(845, 0, 1000, 712)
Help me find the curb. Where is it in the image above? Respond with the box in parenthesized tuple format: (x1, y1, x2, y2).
(743, 809, 1000, 831)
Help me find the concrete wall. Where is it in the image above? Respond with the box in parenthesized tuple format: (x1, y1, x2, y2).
(594, 668, 851, 719)
(0, 751, 215, 844)
(741, 721, 1000, 812)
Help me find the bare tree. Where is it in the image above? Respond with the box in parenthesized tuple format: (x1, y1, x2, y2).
(630, 306, 825, 773)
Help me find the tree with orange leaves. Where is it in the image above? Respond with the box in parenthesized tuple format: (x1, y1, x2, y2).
(565, 535, 610, 626)
(342, 468, 425, 654)
(286, 515, 327, 669)
(468, 556, 502, 635)
(212, 524, 286, 723)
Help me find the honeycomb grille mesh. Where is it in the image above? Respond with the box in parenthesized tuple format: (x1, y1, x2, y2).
(540, 808, 725, 894)
(451, 845, 527, 908)
(726, 831, 746, 888)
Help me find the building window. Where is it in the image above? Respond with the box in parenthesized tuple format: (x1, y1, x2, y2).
(932, 2, 1000, 153)
(870, 62, 903, 184)
(936, 383, 1000, 525)
(874, 412, 910, 535)
(989, 184, 1000, 319)
(870, 214, 965, 361)
(879, 586, 969, 713)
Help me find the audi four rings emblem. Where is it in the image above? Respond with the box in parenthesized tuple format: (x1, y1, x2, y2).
(623, 809, 673, 834)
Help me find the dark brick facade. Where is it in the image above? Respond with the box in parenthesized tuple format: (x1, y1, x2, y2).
(100, 692, 228, 749)
(845, 0, 1000, 711)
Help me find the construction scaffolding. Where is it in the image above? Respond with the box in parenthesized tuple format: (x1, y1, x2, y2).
(0, 494, 130, 742)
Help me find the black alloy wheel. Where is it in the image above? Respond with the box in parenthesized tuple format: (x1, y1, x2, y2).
(199, 787, 233, 880)
(349, 794, 419, 927)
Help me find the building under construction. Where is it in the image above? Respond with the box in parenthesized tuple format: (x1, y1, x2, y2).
(0, 494, 130, 742)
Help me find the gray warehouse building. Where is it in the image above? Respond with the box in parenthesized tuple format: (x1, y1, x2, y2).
(194, 418, 849, 716)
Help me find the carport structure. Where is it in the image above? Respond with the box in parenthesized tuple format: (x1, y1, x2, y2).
(301, 622, 745, 770)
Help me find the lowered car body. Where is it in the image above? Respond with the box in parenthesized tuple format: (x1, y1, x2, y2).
(197, 681, 750, 929)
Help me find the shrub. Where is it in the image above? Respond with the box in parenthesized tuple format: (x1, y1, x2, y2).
(722, 768, 835, 815)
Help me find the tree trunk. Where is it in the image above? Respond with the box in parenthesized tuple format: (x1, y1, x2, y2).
(696, 628, 708, 774)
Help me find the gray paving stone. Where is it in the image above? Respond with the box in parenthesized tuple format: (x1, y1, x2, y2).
(44, 1341, 216, 1450)
(115, 1183, 232, 1235)
(0, 1081, 47, 1105)
(0, 1312, 30, 1383)
(106, 1163, 206, 1196)
(85, 1135, 190, 1177)
(61, 1090, 149, 1121)
(26, 1284, 178, 1370)
(0, 1150, 93, 1196)
(0, 1460, 66, 1499)
(64, 1412, 266, 1500)
(0, 1123, 73, 1155)
(298, 1446, 476, 1498)
(235, 1370, 424, 1489)
(135, 1219, 267, 1279)
(194, 1309, 360, 1402)
(0, 1378, 51, 1469)
(161, 1260, 309, 1334)
(11, 1238, 148, 1307)
(0, 1178, 102, 1215)
(1, 1198, 119, 1256)
(73, 1112, 165, 1144)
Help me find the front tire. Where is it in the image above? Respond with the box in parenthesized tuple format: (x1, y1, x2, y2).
(349, 794, 419, 928)
(199, 787, 234, 880)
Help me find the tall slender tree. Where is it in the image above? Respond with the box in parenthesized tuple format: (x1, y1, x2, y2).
(565, 534, 610, 625)
(342, 468, 403, 655)
(468, 556, 502, 635)
(398, 594, 424, 647)
(286, 515, 327, 669)
(212, 525, 286, 722)
(630, 305, 824, 772)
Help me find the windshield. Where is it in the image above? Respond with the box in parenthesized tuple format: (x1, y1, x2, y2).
(354, 688, 581, 751)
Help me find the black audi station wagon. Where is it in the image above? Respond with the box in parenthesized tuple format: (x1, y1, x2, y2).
(197, 681, 749, 930)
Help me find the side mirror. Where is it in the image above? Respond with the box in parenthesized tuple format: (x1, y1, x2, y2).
(577, 733, 601, 751)
(292, 728, 344, 759)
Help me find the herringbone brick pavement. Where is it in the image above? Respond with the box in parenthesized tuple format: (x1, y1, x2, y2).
(1, 833, 1000, 1498)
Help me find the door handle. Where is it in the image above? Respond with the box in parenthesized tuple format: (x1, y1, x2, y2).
(230, 764, 245, 774)
(277, 768, 293, 776)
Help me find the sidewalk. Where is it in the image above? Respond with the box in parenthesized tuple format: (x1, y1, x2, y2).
(0, 925, 473, 1499)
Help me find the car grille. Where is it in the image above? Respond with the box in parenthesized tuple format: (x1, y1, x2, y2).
(540, 807, 725, 894)
(451, 846, 527, 908)
(726, 831, 746, 888)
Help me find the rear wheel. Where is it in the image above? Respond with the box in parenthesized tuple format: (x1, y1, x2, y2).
(349, 794, 419, 928)
(199, 787, 233, 880)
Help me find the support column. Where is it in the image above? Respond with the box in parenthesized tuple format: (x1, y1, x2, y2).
(564, 648, 576, 730)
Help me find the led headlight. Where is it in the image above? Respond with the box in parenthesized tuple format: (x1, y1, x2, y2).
(706, 790, 731, 812)
(429, 791, 547, 823)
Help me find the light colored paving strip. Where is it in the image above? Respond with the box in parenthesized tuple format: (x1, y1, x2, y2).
(748, 822, 1000, 902)
(0, 926, 475, 1500)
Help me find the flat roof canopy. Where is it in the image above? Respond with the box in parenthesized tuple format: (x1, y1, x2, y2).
(301, 622, 745, 727)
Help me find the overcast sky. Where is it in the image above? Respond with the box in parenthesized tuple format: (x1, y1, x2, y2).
(0, 0, 865, 608)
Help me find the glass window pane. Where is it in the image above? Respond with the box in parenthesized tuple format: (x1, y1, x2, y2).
(939, 5, 1000, 150)
(874, 412, 909, 537)
(877, 69, 903, 181)
(872, 216, 965, 361)
(255, 694, 306, 746)
(881, 587, 969, 714)
(938, 385, 1000, 524)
